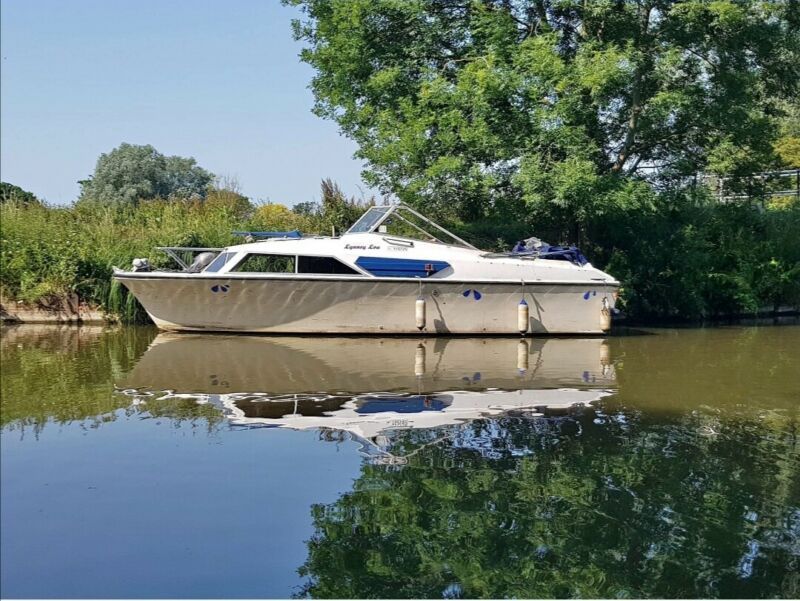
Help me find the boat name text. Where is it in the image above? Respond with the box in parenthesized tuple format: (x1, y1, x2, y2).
(344, 244, 381, 250)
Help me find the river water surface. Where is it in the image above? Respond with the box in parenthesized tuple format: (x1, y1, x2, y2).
(1, 324, 798, 598)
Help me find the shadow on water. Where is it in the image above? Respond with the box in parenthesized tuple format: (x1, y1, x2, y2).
(1, 324, 798, 598)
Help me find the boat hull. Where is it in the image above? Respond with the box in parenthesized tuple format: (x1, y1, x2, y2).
(115, 274, 617, 334)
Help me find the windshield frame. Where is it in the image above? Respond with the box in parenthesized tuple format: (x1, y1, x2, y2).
(344, 204, 477, 250)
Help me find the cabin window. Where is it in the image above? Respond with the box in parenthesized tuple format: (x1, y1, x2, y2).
(233, 254, 296, 273)
(203, 251, 234, 273)
(297, 255, 358, 275)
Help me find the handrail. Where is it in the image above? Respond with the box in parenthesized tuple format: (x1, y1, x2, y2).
(155, 247, 224, 252)
(232, 230, 302, 239)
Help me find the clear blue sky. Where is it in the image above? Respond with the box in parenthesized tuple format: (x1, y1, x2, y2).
(0, 0, 378, 206)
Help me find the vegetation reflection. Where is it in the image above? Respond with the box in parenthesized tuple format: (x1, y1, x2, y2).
(0, 326, 221, 432)
(297, 405, 799, 599)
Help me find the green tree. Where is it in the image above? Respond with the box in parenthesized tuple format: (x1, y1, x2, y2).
(203, 190, 254, 220)
(78, 143, 214, 206)
(775, 137, 800, 168)
(288, 0, 800, 229)
(293, 201, 319, 216)
(0, 182, 40, 205)
(252, 203, 311, 231)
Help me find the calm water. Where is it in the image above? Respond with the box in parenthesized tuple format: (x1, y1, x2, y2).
(1, 324, 798, 599)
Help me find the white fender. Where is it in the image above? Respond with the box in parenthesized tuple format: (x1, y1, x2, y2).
(415, 298, 426, 330)
(518, 299, 529, 334)
(517, 339, 529, 373)
(600, 297, 611, 332)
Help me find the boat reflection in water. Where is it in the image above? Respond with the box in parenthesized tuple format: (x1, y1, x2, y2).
(120, 335, 615, 461)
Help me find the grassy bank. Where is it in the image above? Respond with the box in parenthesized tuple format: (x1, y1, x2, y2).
(588, 194, 800, 320)
(2, 198, 238, 322)
(1, 190, 799, 323)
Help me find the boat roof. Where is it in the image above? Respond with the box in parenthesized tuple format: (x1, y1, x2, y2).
(344, 203, 477, 250)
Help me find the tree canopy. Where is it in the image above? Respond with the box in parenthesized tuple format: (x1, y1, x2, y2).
(78, 143, 215, 206)
(288, 0, 800, 224)
(1, 182, 40, 206)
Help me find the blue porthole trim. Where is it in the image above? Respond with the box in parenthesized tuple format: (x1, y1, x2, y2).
(355, 257, 451, 278)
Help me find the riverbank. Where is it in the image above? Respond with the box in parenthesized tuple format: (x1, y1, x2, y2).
(0, 297, 106, 324)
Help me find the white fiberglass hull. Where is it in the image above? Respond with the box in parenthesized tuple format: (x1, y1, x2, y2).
(115, 273, 617, 334)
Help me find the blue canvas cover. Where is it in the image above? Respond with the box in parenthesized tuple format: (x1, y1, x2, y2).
(511, 239, 588, 266)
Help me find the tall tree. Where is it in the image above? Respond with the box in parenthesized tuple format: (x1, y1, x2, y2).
(78, 143, 214, 206)
(288, 0, 800, 226)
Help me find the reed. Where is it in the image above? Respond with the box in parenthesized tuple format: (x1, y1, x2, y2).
(1, 197, 264, 322)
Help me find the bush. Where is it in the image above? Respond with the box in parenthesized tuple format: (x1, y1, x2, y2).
(590, 192, 800, 320)
(1, 182, 40, 206)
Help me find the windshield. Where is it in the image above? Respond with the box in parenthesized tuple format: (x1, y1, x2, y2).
(203, 251, 234, 273)
(346, 206, 392, 234)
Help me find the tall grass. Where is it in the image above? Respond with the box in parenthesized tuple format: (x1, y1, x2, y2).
(1, 197, 270, 322)
(0, 188, 368, 323)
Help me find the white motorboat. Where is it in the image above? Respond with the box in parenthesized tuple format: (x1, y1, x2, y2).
(113, 203, 619, 334)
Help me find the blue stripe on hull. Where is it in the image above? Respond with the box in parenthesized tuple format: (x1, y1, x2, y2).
(355, 257, 451, 278)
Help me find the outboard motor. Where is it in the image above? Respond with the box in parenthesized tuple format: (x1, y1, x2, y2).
(186, 251, 218, 273)
(131, 258, 151, 272)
